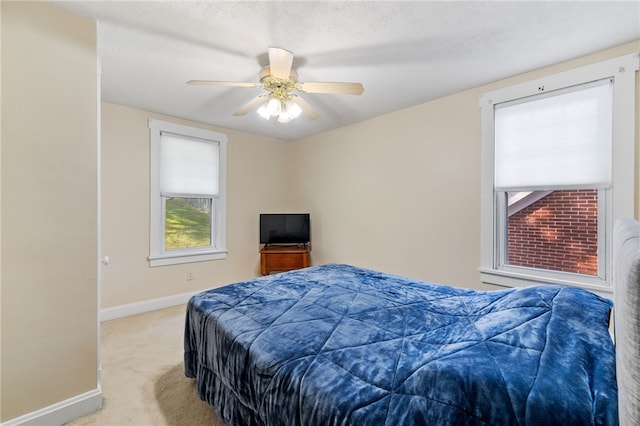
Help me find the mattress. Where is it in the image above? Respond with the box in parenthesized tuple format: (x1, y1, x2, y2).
(185, 263, 618, 425)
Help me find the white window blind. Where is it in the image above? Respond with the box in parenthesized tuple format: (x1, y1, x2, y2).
(159, 132, 219, 196)
(494, 79, 613, 191)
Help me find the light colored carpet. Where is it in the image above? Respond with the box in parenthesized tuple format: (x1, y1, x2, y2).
(67, 304, 226, 426)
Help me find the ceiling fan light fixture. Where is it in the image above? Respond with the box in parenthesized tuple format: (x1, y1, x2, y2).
(285, 100, 302, 119)
(256, 96, 302, 123)
(277, 112, 292, 123)
(266, 98, 282, 117)
(256, 103, 271, 120)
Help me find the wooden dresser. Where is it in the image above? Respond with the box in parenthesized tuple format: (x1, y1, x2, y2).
(260, 245, 309, 275)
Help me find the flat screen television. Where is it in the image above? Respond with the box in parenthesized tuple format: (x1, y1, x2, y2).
(260, 213, 310, 245)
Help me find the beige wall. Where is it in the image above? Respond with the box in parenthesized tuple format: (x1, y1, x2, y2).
(290, 89, 488, 289)
(291, 41, 640, 291)
(100, 103, 294, 308)
(1, 2, 98, 422)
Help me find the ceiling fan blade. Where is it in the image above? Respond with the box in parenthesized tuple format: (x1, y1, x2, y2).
(232, 94, 269, 116)
(297, 81, 364, 95)
(291, 95, 319, 120)
(268, 47, 294, 79)
(187, 80, 259, 88)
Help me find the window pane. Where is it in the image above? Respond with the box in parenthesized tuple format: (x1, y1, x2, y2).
(164, 197, 212, 250)
(506, 190, 598, 275)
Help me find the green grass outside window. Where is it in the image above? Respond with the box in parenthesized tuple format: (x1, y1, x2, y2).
(165, 197, 211, 250)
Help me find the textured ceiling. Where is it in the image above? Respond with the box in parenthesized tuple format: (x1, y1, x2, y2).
(51, 1, 640, 141)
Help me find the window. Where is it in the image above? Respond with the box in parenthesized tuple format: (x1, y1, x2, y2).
(480, 53, 638, 295)
(149, 119, 227, 266)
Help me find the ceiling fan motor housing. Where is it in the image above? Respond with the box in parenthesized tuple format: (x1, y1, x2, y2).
(259, 66, 299, 100)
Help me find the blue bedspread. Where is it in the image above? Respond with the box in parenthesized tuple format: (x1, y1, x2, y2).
(184, 264, 618, 425)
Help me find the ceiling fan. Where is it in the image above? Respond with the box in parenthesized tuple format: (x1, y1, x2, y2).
(187, 47, 364, 123)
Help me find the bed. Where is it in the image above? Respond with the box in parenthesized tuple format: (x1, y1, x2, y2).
(184, 247, 631, 426)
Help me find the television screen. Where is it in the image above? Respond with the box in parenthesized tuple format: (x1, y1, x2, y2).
(260, 213, 310, 245)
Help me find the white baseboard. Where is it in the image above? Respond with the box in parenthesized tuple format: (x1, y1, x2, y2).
(100, 291, 199, 321)
(1, 388, 102, 426)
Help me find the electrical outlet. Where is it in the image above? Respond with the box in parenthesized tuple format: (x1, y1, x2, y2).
(187, 269, 194, 281)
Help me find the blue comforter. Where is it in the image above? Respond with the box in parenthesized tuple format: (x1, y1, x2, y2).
(184, 264, 618, 425)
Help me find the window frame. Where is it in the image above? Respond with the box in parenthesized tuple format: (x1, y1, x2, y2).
(148, 119, 228, 267)
(479, 53, 638, 296)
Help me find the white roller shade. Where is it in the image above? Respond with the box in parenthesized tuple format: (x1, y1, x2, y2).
(494, 79, 612, 191)
(160, 132, 219, 196)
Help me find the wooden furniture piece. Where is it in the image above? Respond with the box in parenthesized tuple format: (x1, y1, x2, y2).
(260, 245, 309, 275)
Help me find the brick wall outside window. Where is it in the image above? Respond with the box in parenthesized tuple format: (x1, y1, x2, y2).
(507, 189, 598, 275)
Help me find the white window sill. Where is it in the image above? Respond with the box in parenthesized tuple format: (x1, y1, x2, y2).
(149, 249, 228, 267)
(480, 267, 613, 299)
